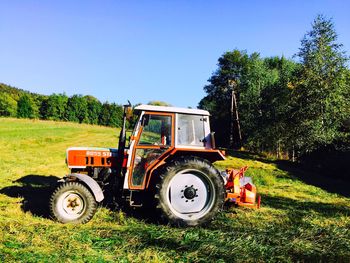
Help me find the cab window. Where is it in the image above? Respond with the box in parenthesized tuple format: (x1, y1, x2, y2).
(177, 114, 205, 146)
(138, 115, 172, 146)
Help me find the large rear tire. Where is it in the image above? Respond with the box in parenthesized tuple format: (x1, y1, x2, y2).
(155, 156, 224, 226)
(50, 182, 97, 224)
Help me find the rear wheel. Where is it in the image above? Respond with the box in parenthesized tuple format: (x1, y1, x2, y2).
(50, 182, 97, 224)
(155, 156, 224, 226)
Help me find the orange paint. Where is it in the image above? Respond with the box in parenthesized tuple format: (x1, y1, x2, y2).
(128, 112, 175, 190)
(67, 148, 118, 168)
(224, 166, 260, 208)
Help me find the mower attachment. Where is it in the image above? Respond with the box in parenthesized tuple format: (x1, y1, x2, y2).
(223, 166, 261, 208)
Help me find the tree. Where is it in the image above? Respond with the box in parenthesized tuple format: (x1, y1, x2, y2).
(109, 103, 123, 128)
(98, 102, 123, 127)
(258, 57, 298, 157)
(199, 50, 278, 150)
(85, 95, 102, 125)
(237, 52, 273, 150)
(199, 50, 250, 147)
(99, 102, 111, 126)
(199, 50, 299, 154)
(292, 14, 350, 154)
(0, 92, 17, 117)
(31, 95, 45, 119)
(42, 93, 68, 121)
(65, 95, 88, 123)
(17, 94, 37, 118)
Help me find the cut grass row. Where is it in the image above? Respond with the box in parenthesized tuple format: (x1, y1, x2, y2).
(0, 118, 349, 262)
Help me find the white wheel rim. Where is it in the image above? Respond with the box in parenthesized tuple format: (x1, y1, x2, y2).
(57, 191, 86, 220)
(166, 169, 215, 221)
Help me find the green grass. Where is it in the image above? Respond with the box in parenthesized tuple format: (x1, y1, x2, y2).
(0, 117, 349, 262)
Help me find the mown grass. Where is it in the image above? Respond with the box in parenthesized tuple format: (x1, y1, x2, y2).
(0, 117, 349, 262)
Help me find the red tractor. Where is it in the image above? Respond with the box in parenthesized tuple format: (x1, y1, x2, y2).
(50, 103, 259, 226)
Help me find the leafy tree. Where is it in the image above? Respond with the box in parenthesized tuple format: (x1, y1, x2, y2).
(0, 92, 17, 117)
(238, 53, 275, 150)
(199, 49, 250, 147)
(200, 50, 273, 149)
(42, 93, 68, 121)
(85, 95, 102, 125)
(258, 57, 299, 156)
(99, 102, 123, 127)
(199, 50, 299, 154)
(291, 14, 350, 154)
(1, 83, 41, 118)
(99, 102, 111, 126)
(39, 98, 49, 119)
(0, 83, 26, 101)
(65, 95, 88, 123)
(109, 103, 123, 127)
(32, 95, 46, 119)
(17, 94, 37, 118)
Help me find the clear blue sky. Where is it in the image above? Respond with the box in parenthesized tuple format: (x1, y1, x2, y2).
(1, 1, 349, 108)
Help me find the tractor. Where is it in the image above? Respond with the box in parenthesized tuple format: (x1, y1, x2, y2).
(50, 103, 259, 226)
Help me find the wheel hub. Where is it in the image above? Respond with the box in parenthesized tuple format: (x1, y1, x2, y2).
(62, 193, 84, 215)
(183, 186, 197, 200)
(168, 173, 210, 214)
(67, 198, 80, 209)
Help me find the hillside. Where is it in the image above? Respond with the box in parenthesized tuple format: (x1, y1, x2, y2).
(0, 82, 46, 101)
(0, 118, 349, 262)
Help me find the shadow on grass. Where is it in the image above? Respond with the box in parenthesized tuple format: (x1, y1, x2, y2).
(229, 150, 350, 198)
(0, 174, 59, 218)
(0, 174, 159, 224)
(275, 160, 350, 197)
(261, 194, 350, 219)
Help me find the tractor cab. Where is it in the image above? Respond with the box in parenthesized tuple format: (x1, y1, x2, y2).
(124, 105, 225, 191)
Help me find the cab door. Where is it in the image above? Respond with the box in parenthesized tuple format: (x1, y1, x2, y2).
(129, 112, 174, 189)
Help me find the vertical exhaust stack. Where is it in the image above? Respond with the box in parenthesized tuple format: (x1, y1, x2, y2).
(116, 100, 131, 177)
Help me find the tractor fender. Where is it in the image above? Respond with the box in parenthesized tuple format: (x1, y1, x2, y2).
(63, 173, 104, 202)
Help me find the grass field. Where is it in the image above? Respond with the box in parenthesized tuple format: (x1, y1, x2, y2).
(0, 118, 349, 262)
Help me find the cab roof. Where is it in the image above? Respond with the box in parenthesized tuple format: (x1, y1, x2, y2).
(134, 104, 210, 116)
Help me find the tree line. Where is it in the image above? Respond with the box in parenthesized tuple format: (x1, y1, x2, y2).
(0, 85, 173, 128)
(0, 85, 124, 128)
(199, 15, 350, 161)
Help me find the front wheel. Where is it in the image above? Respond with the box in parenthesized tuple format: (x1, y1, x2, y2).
(50, 182, 97, 224)
(155, 156, 224, 226)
